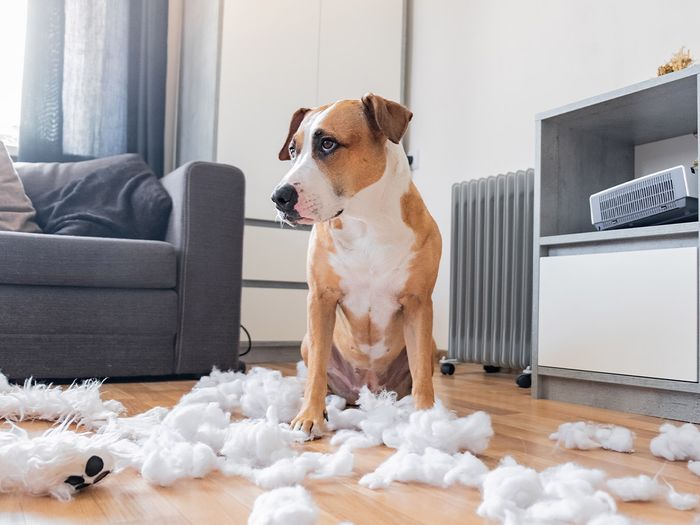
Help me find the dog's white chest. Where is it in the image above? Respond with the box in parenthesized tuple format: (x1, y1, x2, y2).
(329, 218, 415, 358)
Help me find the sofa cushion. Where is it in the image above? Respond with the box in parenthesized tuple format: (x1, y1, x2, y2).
(0, 231, 176, 289)
(14, 154, 143, 199)
(0, 141, 42, 233)
(0, 286, 177, 336)
(29, 155, 172, 240)
(0, 334, 176, 380)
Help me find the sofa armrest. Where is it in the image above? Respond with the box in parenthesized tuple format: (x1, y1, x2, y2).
(161, 161, 245, 374)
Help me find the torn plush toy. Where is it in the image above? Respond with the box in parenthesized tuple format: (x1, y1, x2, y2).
(0, 372, 123, 428)
(0, 422, 116, 501)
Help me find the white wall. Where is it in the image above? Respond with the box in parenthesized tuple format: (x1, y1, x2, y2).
(406, 0, 700, 349)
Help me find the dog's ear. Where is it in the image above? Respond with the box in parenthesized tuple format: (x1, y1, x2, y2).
(361, 93, 413, 144)
(279, 107, 311, 161)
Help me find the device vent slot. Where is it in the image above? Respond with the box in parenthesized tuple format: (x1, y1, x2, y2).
(598, 172, 675, 220)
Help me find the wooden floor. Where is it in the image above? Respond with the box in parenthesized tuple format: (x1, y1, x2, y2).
(2, 363, 699, 525)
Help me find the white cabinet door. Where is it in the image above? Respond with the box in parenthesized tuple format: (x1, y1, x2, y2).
(317, 0, 404, 103)
(538, 247, 698, 382)
(218, 0, 321, 220)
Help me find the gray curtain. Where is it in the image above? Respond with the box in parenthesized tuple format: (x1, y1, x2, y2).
(19, 0, 168, 176)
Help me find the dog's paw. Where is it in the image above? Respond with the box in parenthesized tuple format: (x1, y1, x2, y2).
(64, 455, 111, 492)
(290, 406, 327, 438)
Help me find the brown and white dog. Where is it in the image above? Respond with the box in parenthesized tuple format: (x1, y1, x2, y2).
(272, 94, 441, 435)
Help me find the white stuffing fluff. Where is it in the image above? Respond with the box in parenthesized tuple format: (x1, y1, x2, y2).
(161, 402, 231, 450)
(550, 422, 635, 453)
(382, 401, 493, 455)
(3, 362, 694, 525)
(0, 423, 116, 501)
(110, 401, 233, 486)
(296, 361, 308, 380)
(229, 449, 354, 490)
(100, 406, 169, 441)
(239, 367, 304, 423)
(689, 460, 700, 476)
(330, 388, 493, 491)
(330, 388, 416, 450)
(606, 475, 662, 502)
(325, 395, 366, 431)
(247, 485, 318, 525)
(221, 408, 303, 467)
(0, 372, 123, 428)
(650, 423, 700, 461)
(140, 439, 220, 486)
(587, 514, 631, 525)
(477, 458, 620, 524)
(477, 457, 544, 521)
(665, 483, 699, 511)
(329, 387, 493, 457)
(359, 447, 487, 489)
(220, 408, 353, 489)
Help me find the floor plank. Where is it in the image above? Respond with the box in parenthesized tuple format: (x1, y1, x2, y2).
(2, 363, 699, 524)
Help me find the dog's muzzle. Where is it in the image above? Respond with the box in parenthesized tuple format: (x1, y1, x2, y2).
(271, 184, 301, 221)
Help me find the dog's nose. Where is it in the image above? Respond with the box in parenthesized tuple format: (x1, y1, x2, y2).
(271, 184, 298, 212)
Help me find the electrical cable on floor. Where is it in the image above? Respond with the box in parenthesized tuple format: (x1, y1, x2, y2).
(239, 324, 252, 357)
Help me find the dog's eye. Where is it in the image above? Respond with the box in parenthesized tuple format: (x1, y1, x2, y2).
(288, 144, 296, 160)
(320, 138, 336, 153)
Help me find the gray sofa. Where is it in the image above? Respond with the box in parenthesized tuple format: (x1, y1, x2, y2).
(0, 154, 245, 380)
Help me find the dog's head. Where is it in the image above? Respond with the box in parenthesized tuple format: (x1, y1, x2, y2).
(272, 94, 412, 225)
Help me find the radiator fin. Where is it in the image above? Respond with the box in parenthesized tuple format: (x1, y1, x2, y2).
(448, 169, 534, 369)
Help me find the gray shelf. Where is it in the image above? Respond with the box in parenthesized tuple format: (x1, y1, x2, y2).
(538, 67, 699, 238)
(533, 68, 700, 422)
(537, 65, 699, 145)
(540, 221, 698, 247)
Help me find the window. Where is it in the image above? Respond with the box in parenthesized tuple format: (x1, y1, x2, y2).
(0, 1, 28, 154)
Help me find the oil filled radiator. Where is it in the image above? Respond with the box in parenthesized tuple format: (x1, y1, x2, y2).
(448, 169, 534, 370)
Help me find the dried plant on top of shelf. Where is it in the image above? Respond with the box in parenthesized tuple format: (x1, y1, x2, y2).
(657, 47, 693, 76)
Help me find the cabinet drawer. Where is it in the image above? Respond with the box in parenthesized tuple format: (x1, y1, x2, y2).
(538, 247, 698, 382)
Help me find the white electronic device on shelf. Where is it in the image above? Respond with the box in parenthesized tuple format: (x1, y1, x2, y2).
(589, 165, 698, 231)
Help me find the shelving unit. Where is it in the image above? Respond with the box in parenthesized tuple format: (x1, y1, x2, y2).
(532, 66, 700, 422)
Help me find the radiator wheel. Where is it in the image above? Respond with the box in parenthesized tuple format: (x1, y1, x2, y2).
(440, 362, 455, 375)
(516, 373, 532, 388)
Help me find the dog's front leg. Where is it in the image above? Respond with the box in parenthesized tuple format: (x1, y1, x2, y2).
(401, 294, 436, 410)
(291, 290, 337, 435)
